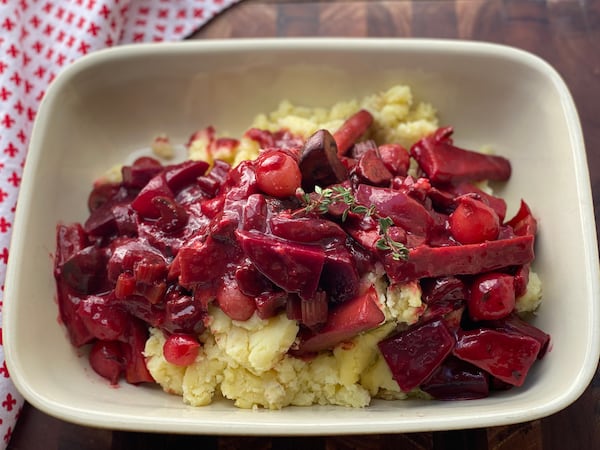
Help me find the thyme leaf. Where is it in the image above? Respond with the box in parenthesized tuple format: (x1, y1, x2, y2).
(297, 186, 409, 261)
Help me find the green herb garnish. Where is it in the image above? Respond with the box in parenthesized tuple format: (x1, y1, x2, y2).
(375, 217, 410, 261)
(297, 186, 409, 261)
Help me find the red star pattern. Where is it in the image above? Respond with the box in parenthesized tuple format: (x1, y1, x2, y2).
(0, 0, 240, 448)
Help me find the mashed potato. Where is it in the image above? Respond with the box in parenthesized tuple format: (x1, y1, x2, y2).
(143, 85, 543, 409)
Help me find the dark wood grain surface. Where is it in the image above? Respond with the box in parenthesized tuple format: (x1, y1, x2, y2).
(9, 1, 600, 449)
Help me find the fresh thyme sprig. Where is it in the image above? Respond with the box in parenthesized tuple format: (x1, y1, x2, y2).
(297, 185, 409, 261)
(298, 185, 375, 222)
(375, 217, 410, 261)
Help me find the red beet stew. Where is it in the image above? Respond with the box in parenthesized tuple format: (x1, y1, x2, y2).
(54, 108, 549, 402)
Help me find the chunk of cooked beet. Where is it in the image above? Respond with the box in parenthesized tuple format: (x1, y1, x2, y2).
(505, 200, 537, 236)
(485, 313, 550, 359)
(255, 291, 288, 320)
(378, 143, 410, 177)
(164, 160, 209, 193)
(453, 328, 541, 386)
(320, 245, 360, 303)
(88, 182, 121, 212)
(55, 223, 88, 270)
(122, 319, 154, 384)
(60, 245, 109, 294)
(151, 196, 189, 233)
(242, 194, 268, 233)
(411, 127, 511, 185)
(178, 235, 241, 287)
(122, 157, 163, 189)
(219, 160, 258, 201)
(89, 340, 126, 385)
(131, 173, 174, 219)
(107, 239, 168, 284)
(378, 318, 455, 392)
(355, 184, 433, 239)
(354, 149, 393, 186)
(384, 234, 535, 284)
(421, 355, 489, 400)
(162, 290, 206, 335)
(235, 230, 325, 300)
(77, 294, 129, 341)
(420, 276, 467, 321)
(55, 283, 94, 347)
(270, 215, 347, 243)
(296, 286, 385, 353)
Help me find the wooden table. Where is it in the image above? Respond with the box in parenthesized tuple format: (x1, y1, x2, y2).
(9, 1, 600, 448)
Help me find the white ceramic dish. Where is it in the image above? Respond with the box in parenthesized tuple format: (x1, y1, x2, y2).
(4, 38, 599, 434)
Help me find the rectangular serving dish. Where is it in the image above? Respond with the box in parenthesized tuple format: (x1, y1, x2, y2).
(4, 38, 599, 434)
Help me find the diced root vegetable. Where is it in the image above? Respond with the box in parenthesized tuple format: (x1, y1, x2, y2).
(355, 184, 433, 238)
(378, 319, 455, 392)
(296, 286, 385, 354)
(89, 340, 126, 385)
(453, 328, 541, 386)
(421, 356, 489, 400)
(410, 127, 511, 185)
(384, 235, 535, 284)
(235, 230, 325, 300)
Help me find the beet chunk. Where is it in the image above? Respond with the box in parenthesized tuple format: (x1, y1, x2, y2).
(178, 235, 241, 287)
(55, 223, 88, 270)
(421, 356, 489, 400)
(453, 328, 541, 386)
(355, 184, 433, 239)
(55, 284, 95, 347)
(122, 157, 163, 189)
(384, 234, 535, 284)
(320, 245, 360, 303)
(420, 276, 467, 321)
(89, 340, 126, 385)
(77, 294, 129, 341)
(122, 319, 154, 384)
(411, 127, 511, 185)
(270, 215, 347, 243)
(131, 173, 174, 219)
(378, 318, 455, 392)
(296, 286, 385, 353)
(164, 160, 209, 192)
(60, 245, 109, 294)
(235, 230, 325, 300)
(354, 149, 393, 186)
(485, 313, 550, 359)
(506, 200, 537, 236)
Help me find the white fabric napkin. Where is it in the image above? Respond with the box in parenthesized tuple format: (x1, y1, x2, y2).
(0, 0, 240, 446)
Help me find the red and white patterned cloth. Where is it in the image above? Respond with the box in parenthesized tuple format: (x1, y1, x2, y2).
(0, 0, 240, 446)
